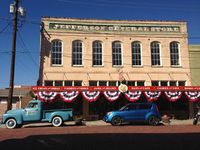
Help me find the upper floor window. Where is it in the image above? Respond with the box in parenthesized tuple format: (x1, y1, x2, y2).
(151, 42, 161, 66)
(112, 41, 122, 66)
(170, 42, 180, 66)
(72, 40, 83, 66)
(92, 41, 102, 66)
(51, 40, 62, 65)
(132, 41, 142, 66)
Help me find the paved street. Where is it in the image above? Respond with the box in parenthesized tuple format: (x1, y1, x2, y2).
(0, 122, 200, 150)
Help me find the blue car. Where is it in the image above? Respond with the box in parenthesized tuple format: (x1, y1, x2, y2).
(103, 103, 161, 126)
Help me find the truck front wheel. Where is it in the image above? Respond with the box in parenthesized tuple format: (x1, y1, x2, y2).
(52, 116, 63, 127)
(5, 118, 17, 129)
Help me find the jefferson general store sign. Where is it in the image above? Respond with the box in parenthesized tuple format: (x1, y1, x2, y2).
(49, 22, 180, 33)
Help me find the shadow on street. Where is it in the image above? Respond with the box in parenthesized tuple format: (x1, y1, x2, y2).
(0, 132, 199, 150)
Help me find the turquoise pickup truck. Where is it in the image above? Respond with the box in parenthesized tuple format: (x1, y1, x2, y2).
(2, 99, 73, 129)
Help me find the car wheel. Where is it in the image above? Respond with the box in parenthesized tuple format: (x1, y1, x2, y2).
(148, 116, 159, 126)
(111, 116, 122, 126)
(5, 118, 17, 129)
(52, 116, 63, 127)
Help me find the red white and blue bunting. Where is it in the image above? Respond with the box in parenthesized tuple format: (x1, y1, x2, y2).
(124, 91, 142, 102)
(36, 90, 200, 103)
(185, 91, 200, 102)
(82, 91, 101, 102)
(60, 91, 80, 102)
(164, 91, 182, 102)
(103, 91, 121, 102)
(37, 91, 57, 102)
(144, 91, 162, 102)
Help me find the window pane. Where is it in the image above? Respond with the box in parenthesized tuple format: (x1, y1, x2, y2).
(93, 41, 102, 66)
(109, 81, 117, 86)
(44, 81, 53, 86)
(178, 81, 185, 86)
(132, 42, 142, 66)
(64, 81, 72, 86)
(51, 40, 62, 65)
(170, 42, 180, 66)
(74, 81, 82, 86)
(127, 81, 135, 86)
(161, 81, 168, 86)
(112, 41, 122, 66)
(55, 81, 63, 86)
(137, 81, 144, 86)
(152, 81, 159, 86)
(89, 81, 98, 86)
(170, 81, 177, 86)
(72, 40, 83, 65)
(99, 81, 107, 86)
(151, 42, 160, 66)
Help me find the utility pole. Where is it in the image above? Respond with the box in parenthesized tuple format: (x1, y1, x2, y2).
(7, 0, 25, 111)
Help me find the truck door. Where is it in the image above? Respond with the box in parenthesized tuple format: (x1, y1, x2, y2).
(23, 102, 41, 121)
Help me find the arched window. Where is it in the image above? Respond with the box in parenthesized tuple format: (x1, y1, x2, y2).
(51, 40, 62, 65)
(112, 41, 122, 66)
(132, 41, 142, 66)
(92, 41, 102, 66)
(151, 41, 161, 66)
(72, 40, 83, 66)
(170, 42, 180, 66)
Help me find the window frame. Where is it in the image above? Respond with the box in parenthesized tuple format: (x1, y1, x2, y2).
(132, 41, 142, 66)
(72, 40, 84, 66)
(51, 40, 63, 66)
(92, 41, 103, 66)
(151, 41, 162, 66)
(170, 41, 181, 67)
(112, 41, 123, 67)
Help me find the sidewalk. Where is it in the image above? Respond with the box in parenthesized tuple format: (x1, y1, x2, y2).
(0, 119, 195, 128)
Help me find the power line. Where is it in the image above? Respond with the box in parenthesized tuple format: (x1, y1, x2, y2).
(0, 21, 11, 33)
(18, 31, 39, 68)
(55, 0, 200, 12)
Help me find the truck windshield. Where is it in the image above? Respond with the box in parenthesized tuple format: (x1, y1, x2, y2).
(27, 103, 38, 108)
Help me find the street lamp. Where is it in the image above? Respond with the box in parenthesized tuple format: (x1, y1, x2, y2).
(7, 0, 26, 111)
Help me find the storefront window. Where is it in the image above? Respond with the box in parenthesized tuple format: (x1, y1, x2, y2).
(74, 81, 82, 86)
(64, 81, 72, 86)
(89, 81, 98, 86)
(55, 81, 63, 86)
(99, 81, 107, 86)
(44, 80, 53, 86)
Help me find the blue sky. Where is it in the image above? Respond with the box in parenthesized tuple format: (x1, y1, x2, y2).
(0, 0, 200, 89)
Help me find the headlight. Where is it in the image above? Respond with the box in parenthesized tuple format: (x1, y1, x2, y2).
(107, 112, 112, 116)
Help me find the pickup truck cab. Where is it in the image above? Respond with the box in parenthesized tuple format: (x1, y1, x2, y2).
(2, 99, 73, 129)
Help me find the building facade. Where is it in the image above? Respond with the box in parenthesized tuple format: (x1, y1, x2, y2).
(189, 45, 200, 86)
(39, 17, 191, 119)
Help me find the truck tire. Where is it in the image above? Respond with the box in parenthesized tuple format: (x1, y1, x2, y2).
(5, 118, 17, 129)
(52, 116, 63, 127)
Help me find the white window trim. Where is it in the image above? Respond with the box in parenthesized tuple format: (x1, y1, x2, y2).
(132, 41, 143, 67)
(51, 40, 63, 67)
(72, 40, 84, 67)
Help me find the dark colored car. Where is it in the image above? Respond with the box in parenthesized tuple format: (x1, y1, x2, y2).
(103, 103, 161, 126)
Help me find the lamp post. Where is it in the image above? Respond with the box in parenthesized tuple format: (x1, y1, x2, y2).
(7, 0, 25, 111)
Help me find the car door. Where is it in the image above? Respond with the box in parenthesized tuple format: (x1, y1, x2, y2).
(136, 104, 151, 120)
(122, 104, 138, 121)
(22, 102, 41, 121)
